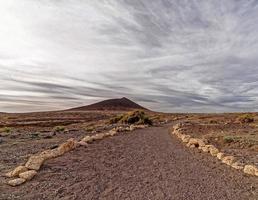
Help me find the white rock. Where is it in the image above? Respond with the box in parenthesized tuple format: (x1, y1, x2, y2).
(19, 170, 37, 181)
(5, 166, 28, 178)
(243, 165, 258, 176)
(7, 178, 26, 186)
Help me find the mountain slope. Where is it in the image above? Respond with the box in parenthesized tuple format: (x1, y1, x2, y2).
(68, 97, 148, 111)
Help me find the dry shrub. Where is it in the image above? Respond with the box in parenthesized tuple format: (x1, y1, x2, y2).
(223, 136, 236, 143)
(110, 110, 153, 125)
(53, 126, 65, 132)
(0, 127, 12, 133)
(209, 119, 218, 124)
(84, 126, 95, 132)
(109, 115, 123, 124)
(237, 114, 254, 123)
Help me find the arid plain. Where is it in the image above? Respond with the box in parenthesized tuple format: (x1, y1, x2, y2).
(0, 98, 258, 199)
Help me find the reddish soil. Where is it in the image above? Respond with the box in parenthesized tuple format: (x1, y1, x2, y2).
(0, 111, 120, 175)
(179, 115, 258, 165)
(1, 125, 257, 200)
(0, 111, 116, 132)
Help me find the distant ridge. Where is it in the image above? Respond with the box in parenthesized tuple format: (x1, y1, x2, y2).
(68, 97, 148, 111)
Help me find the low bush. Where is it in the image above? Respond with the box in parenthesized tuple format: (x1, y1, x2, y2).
(85, 126, 95, 132)
(0, 127, 12, 133)
(209, 119, 218, 124)
(223, 136, 241, 143)
(110, 110, 153, 125)
(109, 115, 123, 124)
(53, 126, 65, 132)
(237, 114, 254, 123)
(223, 136, 235, 143)
(30, 132, 39, 138)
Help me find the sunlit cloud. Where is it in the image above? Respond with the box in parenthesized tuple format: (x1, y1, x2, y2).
(0, 0, 258, 112)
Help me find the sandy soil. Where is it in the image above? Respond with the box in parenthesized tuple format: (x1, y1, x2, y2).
(0, 111, 120, 174)
(0, 110, 173, 171)
(179, 116, 258, 165)
(1, 125, 257, 200)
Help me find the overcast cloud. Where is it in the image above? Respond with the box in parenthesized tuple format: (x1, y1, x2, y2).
(0, 0, 258, 113)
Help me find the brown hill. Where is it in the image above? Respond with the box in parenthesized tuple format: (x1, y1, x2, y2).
(68, 97, 148, 111)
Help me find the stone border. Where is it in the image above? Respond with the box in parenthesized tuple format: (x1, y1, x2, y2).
(4, 124, 148, 186)
(171, 123, 258, 177)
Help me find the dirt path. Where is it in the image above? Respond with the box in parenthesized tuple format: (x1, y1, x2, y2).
(1, 126, 257, 200)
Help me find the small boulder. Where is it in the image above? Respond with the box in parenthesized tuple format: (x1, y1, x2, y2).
(243, 165, 258, 176)
(25, 155, 45, 170)
(175, 132, 183, 138)
(57, 138, 77, 154)
(19, 170, 37, 181)
(99, 133, 106, 138)
(200, 146, 210, 153)
(181, 135, 191, 143)
(173, 123, 182, 131)
(40, 149, 64, 160)
(7, 178, 26, 186)
(178, 133, 184, 139)
(222, 156, 235, 166)
(208, 146, 219, 156)
(134, 125, 147, 129)
(91, 133, 104, 141)
(217, 152, 225, 160)
(77, 141, 88, 146)
(129, 125, 135, 131)
(189, 144, 196, 148)
(81, 136, 93, 143)
(115, 126, 125, 132)
(109, 130, 117, 136)
(5, 166, 28, 178)
(187, 138, 206, 148)
(231, 162, 244, 170)
(104, 132, 112, 137)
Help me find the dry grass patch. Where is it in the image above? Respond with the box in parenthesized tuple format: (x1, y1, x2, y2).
(109, 110, 153, 125)
(236, 114, 255, 124)
(53, 126, 66, 132)
(0, 127, 12, 135)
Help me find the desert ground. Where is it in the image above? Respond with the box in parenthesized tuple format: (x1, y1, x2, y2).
(0, 110, 258, 199)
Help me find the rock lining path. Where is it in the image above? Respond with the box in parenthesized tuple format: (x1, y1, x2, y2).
(1, 125, 257, 200)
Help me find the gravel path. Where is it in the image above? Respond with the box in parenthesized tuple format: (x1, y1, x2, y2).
(1, 126, 257, 200)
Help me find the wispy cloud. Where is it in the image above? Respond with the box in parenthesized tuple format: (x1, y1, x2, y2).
(0, 0, 258, 112)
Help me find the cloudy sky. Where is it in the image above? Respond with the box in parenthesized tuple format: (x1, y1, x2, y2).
(1, 0, 258, 113)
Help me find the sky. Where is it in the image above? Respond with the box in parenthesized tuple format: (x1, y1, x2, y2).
(0, 0, 258, 113)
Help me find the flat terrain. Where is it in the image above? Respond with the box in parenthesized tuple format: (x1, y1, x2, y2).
(1, 125, 257, 200)
(0, 110, 173, 172)
(0, 111, 257, 199)
(0, 111, 117, 174)
(182, 114, 258, 165)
